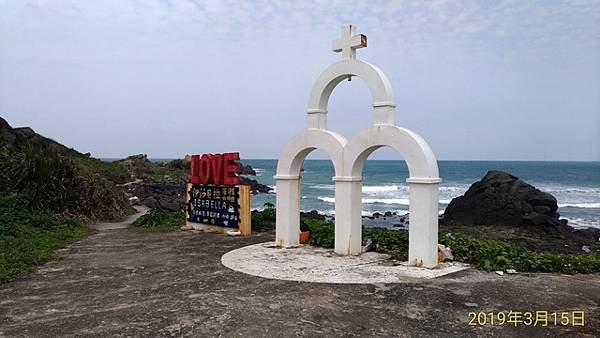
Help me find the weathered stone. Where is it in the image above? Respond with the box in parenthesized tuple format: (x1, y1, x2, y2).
(443, 170, 562, 228)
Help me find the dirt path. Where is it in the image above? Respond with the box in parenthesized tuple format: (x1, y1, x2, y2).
(0, 228, 598, 337)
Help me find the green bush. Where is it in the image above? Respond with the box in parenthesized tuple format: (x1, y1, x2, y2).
(302, 217, 600, 274)
(305, 219, 335, 248)
(251, 203, 276, 232)
(440, 233, 600, 274)
(363, 227, 410, 260)
(132, 209, 185, 231)
(0, 144, 130, 221)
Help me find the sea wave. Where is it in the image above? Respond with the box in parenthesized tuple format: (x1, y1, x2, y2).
(363, 185, 402, 193)
(318, 196, 452, 205)
(311, 184, 406, 193)
(538, 186, 600, 194)
(565, 218, 600, 229)
(558, 203, 600, 209)
(318, 197, 410, 205)
(310, 184, 334, 190)
(363, 198, 410, 205)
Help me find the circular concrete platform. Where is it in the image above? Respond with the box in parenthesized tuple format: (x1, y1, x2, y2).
(221, 242, 470, 284)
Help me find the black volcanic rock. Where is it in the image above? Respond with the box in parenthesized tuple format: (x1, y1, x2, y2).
(300, 210, 326, 221)
(442, 170, 564, 228)
(239, 176, 271, 194)
(126, 178, 184, 212)
(239, 163, 257, 176)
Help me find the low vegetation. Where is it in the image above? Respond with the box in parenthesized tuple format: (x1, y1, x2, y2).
(251, 207, 600, 275)
(132, 209, 185, 232)
(0, 195, 90, 283)
(250, 202, 276, 232)
(0, 144, 131, 222)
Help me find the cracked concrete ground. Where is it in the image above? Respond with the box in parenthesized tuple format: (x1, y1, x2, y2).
(0, 228, 598, 337)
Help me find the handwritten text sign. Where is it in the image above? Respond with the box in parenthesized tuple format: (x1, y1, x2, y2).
(187, 184, 240, 228)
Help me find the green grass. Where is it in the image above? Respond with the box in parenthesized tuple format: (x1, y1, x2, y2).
(132, 209, 185, 232)
(0, 195, 90, 284)
(295, 218, 600, 274)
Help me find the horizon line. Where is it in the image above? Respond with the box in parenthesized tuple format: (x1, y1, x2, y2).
(99, 157, 600, 163)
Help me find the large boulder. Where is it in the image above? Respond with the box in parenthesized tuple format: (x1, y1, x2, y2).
(442, 170, 565, 228)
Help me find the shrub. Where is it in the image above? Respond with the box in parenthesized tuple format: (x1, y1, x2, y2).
(305, 219, 335, 248)
(440, 233, 600, 274)
(0, 144, 130, 221)
(363, 228, 410, 260)
(132, 209, 185, 231)
(251, 203, 276, 232)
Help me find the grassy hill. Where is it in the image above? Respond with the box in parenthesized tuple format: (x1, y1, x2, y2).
(0, 117, 131, 221)
(0, 116, 133, 283)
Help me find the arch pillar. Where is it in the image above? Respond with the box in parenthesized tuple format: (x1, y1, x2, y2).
(407, 177, 442, 268)
(274, 175, 301, 248)
(333, 176, 363, 255)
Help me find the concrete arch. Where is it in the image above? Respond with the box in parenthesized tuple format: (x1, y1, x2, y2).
(275, 129, 347, 178)
(344, 125, 440, 180)
(306, 60, 397, 129)
(338, 125, 441, 267)
(274, 129, 347, 248)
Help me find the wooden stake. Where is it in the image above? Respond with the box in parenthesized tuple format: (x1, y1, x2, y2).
(238, 185, 251, 236)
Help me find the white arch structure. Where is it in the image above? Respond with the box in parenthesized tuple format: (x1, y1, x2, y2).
(275, 26, 441, 268)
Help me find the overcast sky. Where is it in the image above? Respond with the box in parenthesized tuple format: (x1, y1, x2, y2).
(1, 0, 599, 160)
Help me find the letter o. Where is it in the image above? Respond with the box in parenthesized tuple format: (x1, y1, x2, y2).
(199, 154, 212, 184)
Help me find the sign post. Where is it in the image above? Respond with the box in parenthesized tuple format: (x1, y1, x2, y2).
(184, 152, 251, 235)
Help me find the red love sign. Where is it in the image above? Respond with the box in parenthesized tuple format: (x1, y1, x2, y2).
(189, 152, 241, 186)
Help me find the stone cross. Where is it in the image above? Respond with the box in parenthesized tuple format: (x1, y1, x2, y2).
(332, 25, 367, 59)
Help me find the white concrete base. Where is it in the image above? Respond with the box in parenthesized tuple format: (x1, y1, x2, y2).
(221, 242, 470, 284)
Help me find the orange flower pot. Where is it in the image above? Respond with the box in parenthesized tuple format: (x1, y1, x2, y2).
(299, 230, 311, 244)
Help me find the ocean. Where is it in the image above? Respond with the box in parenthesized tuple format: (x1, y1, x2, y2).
(243, 160, 600, 229)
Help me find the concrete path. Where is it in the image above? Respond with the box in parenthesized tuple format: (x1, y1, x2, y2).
(89, 205, 149, 231)
(0, 230, 598, 337)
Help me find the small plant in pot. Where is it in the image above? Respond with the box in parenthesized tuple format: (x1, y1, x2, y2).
(299, 221, 311, 244)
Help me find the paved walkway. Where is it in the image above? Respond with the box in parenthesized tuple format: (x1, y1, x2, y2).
(89, 205, 149, 231)
(0, 227, 598, 337)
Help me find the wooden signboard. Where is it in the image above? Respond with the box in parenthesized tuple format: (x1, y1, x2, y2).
(184, 152, 251, 235)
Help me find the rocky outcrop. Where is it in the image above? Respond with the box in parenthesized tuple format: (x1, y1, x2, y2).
(442, 170, 565, 228)
(239, 176, 271, 194)
(163, 158, 189, 170)
(124, 179, 184, 212)
(239, 163, 256, 176)
(116, 154, 155, 178)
